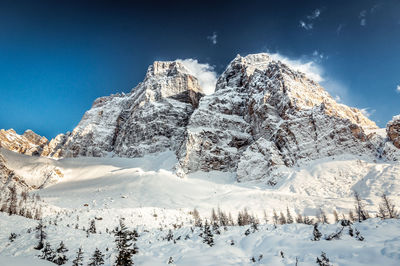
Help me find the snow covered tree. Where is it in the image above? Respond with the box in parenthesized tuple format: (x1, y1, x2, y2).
(34, 220, 47, 250)
(263, 210, 269, 224)
(211, 208, 218, 226)
(333, 210, 339, 223)
(316, 252, 331, 266)
(228, 213, 234, 226)
(286, 207, 293, 224)
(9, 232, 17, 242)
(39, 242, 56, 262)
(114, 219, 137, 266)
(72, 247, 84, 266)
(348, 210, 355, 221)
(202, 220, 214, 247)
(54, 241, 69, 265)
(318, 209, 329, 224)
(165, 229, 174, 241)
(218, 207, 229, 226)
(272, 209, 279, 225)
(34, 207, 42, 220)
(192, 208, 202, 227)
(88, 248, 105, 266)
(353, 191, 369, 222)
(279, 211, 286, 225)
(378, 193, 399, 219)
(296, 213, 303, 224)
(238, 208, 251, 226)
(312, 223, 322, 241)
(8, 185, 18, 215)
(88, 219, 97, 234)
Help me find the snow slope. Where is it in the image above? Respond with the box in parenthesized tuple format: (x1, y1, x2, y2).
(1, 145, 400, 265)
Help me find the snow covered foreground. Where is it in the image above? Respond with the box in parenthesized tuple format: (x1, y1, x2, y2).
(0, 149, 400, 265)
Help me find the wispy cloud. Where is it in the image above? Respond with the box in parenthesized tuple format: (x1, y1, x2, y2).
(207, 32, 217, 45)
(268, 52, 324, 83)
(307, 9, 321, 20)
(359, 4, 381, 27)
(299, 8, 321, 31)
(176, 59, 217, 95)
(336, 23, 345, 35)
(312, 50, 325, 61)
(360, 107, 376, 118)
(396, 85, 400, 93)
(359, 10, 367, 26)
(300, 20, 313, 30)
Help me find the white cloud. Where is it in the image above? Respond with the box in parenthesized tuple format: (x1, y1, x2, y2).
(299, 8, 321, 30)
(360, 108, 376, 118)
(299, 20, 313, 30)
(336, 23, 345, 35)
(396, 85, 400, 93)
(307, 9, 321, 20)
(207, 32, 217, 45)
(359, 10, 367, 26)
(269, 53, 324, 83)
(176, 59, 217, 95)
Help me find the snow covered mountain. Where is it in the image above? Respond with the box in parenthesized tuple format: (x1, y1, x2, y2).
(1, 53, 400, 265)
(42, 61, 205, 159)
(1, 53, 399, 184)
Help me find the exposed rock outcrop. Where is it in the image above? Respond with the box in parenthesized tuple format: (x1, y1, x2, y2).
(387, 115, 400, 149)
(0, 129, 48, 156)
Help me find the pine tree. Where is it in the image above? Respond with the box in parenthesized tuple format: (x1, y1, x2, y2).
(88, 248, 105, 266)
(296, 213, 303, 224)
(192, 208, 202, 227)
(286, 207, 293, 224)
(316, 252, 331, 266)
(218, 207, 229, 226)
(353, 191, 369, 222)
(378, 193, 399, 219)
(54, 241, 69, 265)
(8, 185, 18, 216)
(88, 219, 97, 234)
(312, 223, 322, 241)
(318, 209, 329, 224)
(272, 209, 279, 225)
(333, 210, 339, 223)
(165, 229, 174, 241)
(202, 220, 214, 247)
(39, 242, 56, 262)
(348, 210, 355, 221)
(114, 219, 136, 265)
(72, 247, 84, 266)
(34, 220, 47, 250)
(211, 208, 218, 226)
(279, 211, 286, 225)
(263, 210, 269, 224)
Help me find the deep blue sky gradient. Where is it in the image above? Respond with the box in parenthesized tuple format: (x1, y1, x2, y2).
(0, 0, 399, 138)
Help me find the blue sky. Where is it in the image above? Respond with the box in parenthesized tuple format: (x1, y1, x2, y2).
(0, 0, 399, 138)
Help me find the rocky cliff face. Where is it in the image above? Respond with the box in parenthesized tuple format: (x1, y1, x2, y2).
(44, 61, 205, 158)
(387, 115, 400, 149)
(177, 54, 379, 182)
(0, 129, 48, 156)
